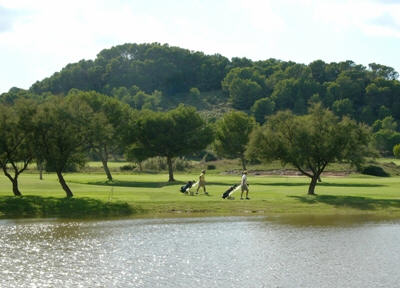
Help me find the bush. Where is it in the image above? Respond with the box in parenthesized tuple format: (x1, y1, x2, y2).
(45, 161, 78, 172)
(393, 144, 400, 158)
(142, 157, 168, 170)
(360, 165, 390, 177)
(207, 164, 216, 170)
(141, 157, 192, 171)
(174, 157, 192, 171)
(120, 164, 136, 171)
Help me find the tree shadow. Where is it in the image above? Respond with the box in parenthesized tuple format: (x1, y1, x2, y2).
(290, 195, 400, 210)
(0, 196, 136, 218)
(86, 180, 187, 188)
(86, 180, 235, 188)
(260, 182, 384, 188)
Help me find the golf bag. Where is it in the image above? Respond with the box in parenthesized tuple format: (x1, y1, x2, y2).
(180, 181, 195, 193)
(222, 184, 238, 199)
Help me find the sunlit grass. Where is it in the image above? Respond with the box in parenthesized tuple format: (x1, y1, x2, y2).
(1, 169, 400, 218)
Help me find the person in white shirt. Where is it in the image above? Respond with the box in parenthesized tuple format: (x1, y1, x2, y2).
(240, 170, 249, 200)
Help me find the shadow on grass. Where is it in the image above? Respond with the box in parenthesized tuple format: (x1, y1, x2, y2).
(85, 180, 236, 188)
(261, 182, 384, 188)
(84, 180, 188, 188)
(290, 195, 400, 210)
(0, 196, 138, 218)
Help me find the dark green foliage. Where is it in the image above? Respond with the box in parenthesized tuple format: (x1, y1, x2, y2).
(45, 160, 79, 172)
(214, 111, 255, 170)
(247, 104, 371, 194)
(0, 100, 37, 196)
(120, 164, 136, 171)
(207, 164, 216, 170)
(222, 67, 268, 109)
(66, 90, 131, 180)
(19, 42, 399, 130)
(131, 105, 214, 181)
(30, 43, 229, 97)
(360, 165, 390, 177)
(372, 116, 400, 155)
(32, 96, 93, 197)
(332, 98, 354, 118)
(251, 97, 275, 123)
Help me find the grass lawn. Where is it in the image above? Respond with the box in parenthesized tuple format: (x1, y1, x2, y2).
(1, 170, 400, 219)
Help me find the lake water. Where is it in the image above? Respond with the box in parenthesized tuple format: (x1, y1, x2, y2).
(1, 216, 399, 288)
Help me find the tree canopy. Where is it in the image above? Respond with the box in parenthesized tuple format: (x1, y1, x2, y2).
(0, 100, 37, 196)
(247, 104, 371, 194)
(1, 42, 400, 158)
(32, 96, 93, 197)
(214, 111, 256, 170)
(131, 105, 214, 181)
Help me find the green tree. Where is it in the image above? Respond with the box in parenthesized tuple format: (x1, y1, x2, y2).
(214, 111, 256, 170)
(247, 104, 371, 195)
(133, 105, 214, 181)
(33, 97, 92, 197)
(393, 144, 400, 159)
(229, 78, 263, 109)
(271, 78, 319, 113)
(67, 90, 131, 181)
(332, 98, 354, 118)
(125, 144, 153, 172)
(372, 116, 400, 155)
(0, 100, 37, 196)
(251, 97, 275, 124)
(222, 67, 268, 109)
(368, 63, 399, 80)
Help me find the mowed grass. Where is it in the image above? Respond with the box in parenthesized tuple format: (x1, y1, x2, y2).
(1, 171, 400, 219)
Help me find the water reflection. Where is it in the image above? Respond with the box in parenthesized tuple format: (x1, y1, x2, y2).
(0, 216, 399, 287)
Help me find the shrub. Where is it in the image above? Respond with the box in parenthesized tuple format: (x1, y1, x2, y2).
(393, 144, 400, 158)
(207, 164, 216, 170)
(120, 164, 136, 171)
(174, 157, 192, 171)
(142, 157, 168, 170)
(360, 165, 389, 177)
(141, 157, 191, 171)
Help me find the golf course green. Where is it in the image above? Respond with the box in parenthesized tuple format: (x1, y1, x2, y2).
(1, 167, 400, 219)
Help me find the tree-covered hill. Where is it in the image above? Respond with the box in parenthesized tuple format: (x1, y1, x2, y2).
(30, 43, 230, 97)
(2, 42, 400, 127)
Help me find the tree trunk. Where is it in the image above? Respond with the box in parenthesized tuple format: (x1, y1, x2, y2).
(2, 167, 22, 196)
(38, 161, 43, 180)
(12, 178, 22, 197)
(138, 161, 143, 173)
(167, 156, 175, 182)
(56, 171, 73, 198)
(101, 158, 113, 181)
(98, 147, 112, 181)
(308, 175, 319, 195)
(240, 155, 247, 171)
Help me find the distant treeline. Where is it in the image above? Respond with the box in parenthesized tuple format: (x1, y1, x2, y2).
(2, 42, 400, 158)
(1, 42, 399, 126)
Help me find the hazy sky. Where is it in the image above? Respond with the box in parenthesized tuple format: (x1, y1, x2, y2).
(0, 0, 399, 94)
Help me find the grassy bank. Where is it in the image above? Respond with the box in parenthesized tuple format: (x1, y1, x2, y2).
(1, 171, 400, 219)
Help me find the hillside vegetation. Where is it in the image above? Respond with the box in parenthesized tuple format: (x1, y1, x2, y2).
(1, 43, 399, 127)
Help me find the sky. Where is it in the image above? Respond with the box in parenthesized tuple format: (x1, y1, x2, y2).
(0, 0, 400, 94)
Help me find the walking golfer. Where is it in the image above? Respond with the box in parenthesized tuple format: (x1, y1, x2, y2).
(196, 169, 208, 195)
(240, 170, 249, 200)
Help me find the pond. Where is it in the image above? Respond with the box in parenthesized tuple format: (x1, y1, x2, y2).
(1, 216, 399, 287)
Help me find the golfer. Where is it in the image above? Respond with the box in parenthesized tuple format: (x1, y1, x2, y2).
(240, 170, 249, 200)
(196, 169, 208, 195)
